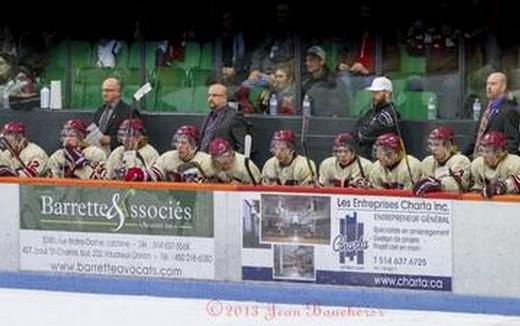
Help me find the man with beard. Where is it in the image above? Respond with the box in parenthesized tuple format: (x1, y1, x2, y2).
(354, 76, 400, 159)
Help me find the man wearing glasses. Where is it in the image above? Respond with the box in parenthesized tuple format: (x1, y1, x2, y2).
(199, 83, 250, 154)
(92, 78, 140, 153)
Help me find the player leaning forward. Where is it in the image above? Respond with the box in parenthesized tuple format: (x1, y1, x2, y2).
(261, 129, 317, 186)
(48, 119, 107, 179)
(125, 125, 212, 182)
(0, 121, 48, 177)
(207, 137, 261, 184)
(369, 133, 421, 190)
(105, 118, 159, 180)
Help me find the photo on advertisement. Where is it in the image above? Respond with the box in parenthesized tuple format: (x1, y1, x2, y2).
(260, 194, 331, 245)
(272, 244, 315, 281)
(242, 198, 270, 249)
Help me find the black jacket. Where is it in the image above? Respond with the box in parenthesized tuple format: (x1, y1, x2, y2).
(464, 98, 520, 157)
(199, 105, 251, 154)
(354, 101, 400, 159)
(92, 100, 141, 150)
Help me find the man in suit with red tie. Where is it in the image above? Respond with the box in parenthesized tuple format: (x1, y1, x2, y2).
(465, 72, 520, 158)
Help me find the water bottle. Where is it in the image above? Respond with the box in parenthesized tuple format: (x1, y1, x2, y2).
(473, 98, 481, 121)
(2, 89, 9, 109)
(40, 86, 50, 109)
(302, 94, 312, 117)
(269, 93, 278, 115)
(427, 96, 436, 120)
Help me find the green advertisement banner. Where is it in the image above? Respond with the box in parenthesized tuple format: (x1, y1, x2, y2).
(20, 185, 213, 237)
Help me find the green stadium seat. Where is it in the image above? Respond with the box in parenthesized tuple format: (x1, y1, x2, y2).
(399, 46, 426, 75)
(400, 91, 437, 120)
(77, 68, 116, 110)
(128, 42, 159, 70)
(115, 68, 146, 107)
(46, 41, 68, 68)
(199, 42, 213, 69)
(173, 42, 201, 71)
(188, 68, 212, 87)
(353, 90, 372, 117)
(154, 67, 188, 111)
(191, 86, 209, 113)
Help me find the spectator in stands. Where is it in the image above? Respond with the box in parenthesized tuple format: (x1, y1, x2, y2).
(319, 132, 372, 188)
(105, 118, 159, 180)
(248, 2, 294, 79)
(199, 83, 251, 154)
(207, 137, 260, 184)
(48, 119, 107, 179)
(413, 126, 471, 196)
(0, 121, 48, 177)
(0, 53, 36, 98)
(95, 39, 123, 68)
(261, 129, 317, 186)
(127, 125, 212, 182)
(471, 131, 520, 198)
(302, 45, 348, 116)
(354, 76, 400, 159)
(270, 64, 296, 115)
(92, 78, 140, 153)
(369, 133, 421, 190)
(465, 72, 520, 158)
(218, 10, 249, 93)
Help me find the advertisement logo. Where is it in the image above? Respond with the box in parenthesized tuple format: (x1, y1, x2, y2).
(332, 212, 368, 265)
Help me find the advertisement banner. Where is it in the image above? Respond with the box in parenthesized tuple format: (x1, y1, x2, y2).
(241, 192, 452, 291)
(20, 185, 215, 280)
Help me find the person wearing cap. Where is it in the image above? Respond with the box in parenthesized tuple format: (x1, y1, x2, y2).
(104, 118, 159, 180)
(369, 133, 421, 190)
(301, 45, 348, 117)
(413, 126, 470, 196)
(354, 76, 400, 159)
(207, 137, 261, 184)
(261, 129, 317, 186)
(470, 131, 520, 198)
(47, 119, 107, 179)
(319, 132, 372, 188)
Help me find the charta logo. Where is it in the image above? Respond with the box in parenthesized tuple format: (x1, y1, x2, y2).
(332, 212, 368, 265)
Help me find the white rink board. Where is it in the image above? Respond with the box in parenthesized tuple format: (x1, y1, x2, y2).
(0, 288, 518, 326)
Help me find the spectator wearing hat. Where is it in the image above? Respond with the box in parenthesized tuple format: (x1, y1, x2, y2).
(354, 76, 400, 159)
(302, 45, 348, 116)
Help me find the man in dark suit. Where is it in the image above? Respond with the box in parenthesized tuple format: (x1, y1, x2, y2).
(199, 83, 250, 154)
(465, 72, 520, 158)
(92, 78, 140, 152)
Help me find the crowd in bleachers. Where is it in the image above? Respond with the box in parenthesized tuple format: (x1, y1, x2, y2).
(2, 0, 520, 199)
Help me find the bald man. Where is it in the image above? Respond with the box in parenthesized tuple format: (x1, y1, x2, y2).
(199, 83, 251, 154)
(465, 72, 520, 157)
(92, 78, 141, 152)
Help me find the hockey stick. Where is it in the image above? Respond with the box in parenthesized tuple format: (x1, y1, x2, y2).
(244, 134, 258, 185)
(301, 102, 319, 187)
(388, 102, 415, 187)
(177, 161, 208, 181)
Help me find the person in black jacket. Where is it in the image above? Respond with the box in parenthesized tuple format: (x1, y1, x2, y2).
(91, 78, 140, 152)
(199, 83, 251, 154)
(354, 76, 400, 159)
(464, 72, 520, 158)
